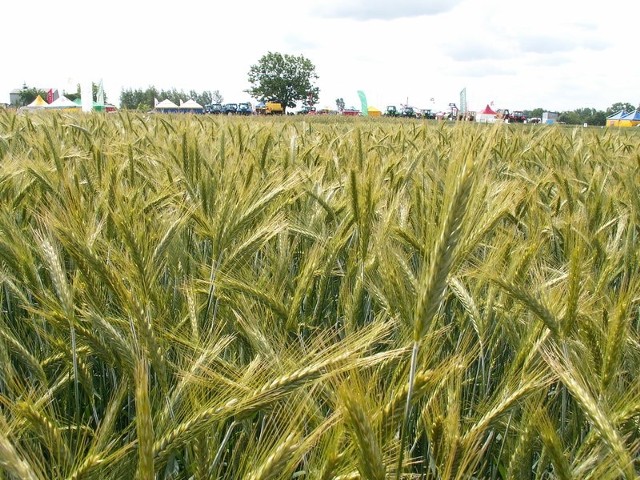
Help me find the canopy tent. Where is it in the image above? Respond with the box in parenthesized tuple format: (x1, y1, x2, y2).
(154, 99, 180, 113)
(476, 104, 497, 123)
(367, 106, 382, 117)
(606, 110, 627, 127)
(619, 110, 640, 127)
(20, 95, 48, 111)
(180, 99, 204, 113)
(45, 95, 81, 110)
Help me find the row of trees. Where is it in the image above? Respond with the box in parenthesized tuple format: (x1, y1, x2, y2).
(119, 88, 223, 111)
(521, 102, 638, 126)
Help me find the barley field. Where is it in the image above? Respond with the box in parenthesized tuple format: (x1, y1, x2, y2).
(0, 110, 639, 479)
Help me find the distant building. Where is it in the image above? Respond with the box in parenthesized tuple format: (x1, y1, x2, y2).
(542, 111, 559, 124)
(9, 89, 23, 106)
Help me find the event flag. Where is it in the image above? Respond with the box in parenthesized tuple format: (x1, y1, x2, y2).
(47, 89, 53, 104)
(96, 80, 105, 106)
(460, 88, 467, 114)
(357, 90, 368, 117)
(81, 80, 93, 113)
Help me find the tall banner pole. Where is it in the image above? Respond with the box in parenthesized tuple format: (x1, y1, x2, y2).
(460, 88, 467, 115)
(357, 90, 368, 116)
(81, 79, 93, 113)
(96, 79, 105, 107)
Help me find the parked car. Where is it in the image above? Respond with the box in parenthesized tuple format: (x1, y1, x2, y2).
(237, 102, 253, 115)
(223, 103, 238, 115)
(205, 103, 223, 114)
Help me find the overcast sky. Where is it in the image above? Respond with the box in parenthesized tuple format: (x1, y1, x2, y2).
(2, 0, 637, 112)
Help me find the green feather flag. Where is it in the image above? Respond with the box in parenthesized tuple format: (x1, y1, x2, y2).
(357, 90, 368, 116)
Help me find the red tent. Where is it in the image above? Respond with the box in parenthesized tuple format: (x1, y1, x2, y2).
(480, 104, 497, 115)
(477, 104, 497, 122)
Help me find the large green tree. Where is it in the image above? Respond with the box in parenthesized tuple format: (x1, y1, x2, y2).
(246, 52, 319, 113)
(607, 102, 637, 115)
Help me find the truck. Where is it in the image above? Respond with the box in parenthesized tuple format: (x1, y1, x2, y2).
(255, 101, 284, 115)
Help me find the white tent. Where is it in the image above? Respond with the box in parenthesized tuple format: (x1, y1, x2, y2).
(155, 99, 179, 109)
(45, 95, 81, 109)
(180, 99, 204, 110)
(20, 95, 48, 111)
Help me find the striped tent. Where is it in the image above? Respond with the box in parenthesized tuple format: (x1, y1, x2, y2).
(606, 110, 627, 127)
(20, 95, 48, 111)
(619, 110, 640, 127)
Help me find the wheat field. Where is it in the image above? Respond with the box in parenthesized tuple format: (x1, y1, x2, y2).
(0, 110, 639, 479)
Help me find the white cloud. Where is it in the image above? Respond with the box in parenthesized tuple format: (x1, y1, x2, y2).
(442, 40, 514, 62)
(314, 0, 463, 20)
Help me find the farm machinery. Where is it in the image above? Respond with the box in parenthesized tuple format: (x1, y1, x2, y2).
(385, 105, 400, 117)
(385, 105, 418, 118)
(496, 109, 527, 123)
(255, 101, 284, 115)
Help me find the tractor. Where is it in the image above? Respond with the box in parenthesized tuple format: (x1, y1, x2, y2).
(496, 109, 527, 123)
(400, 106, 416, 118)
(385, 105, 400, 117)
(237, 102, 253, 115)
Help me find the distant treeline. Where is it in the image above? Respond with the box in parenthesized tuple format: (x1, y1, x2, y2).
(119, 87, 224, 110)
(520, 103, 638, 126)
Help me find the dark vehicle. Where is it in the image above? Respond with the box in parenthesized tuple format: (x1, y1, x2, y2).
(421, 109, 436, 119)
(237, 102, 253, 115)
(385, 105, 400, 117)
(223, 103, 238, 115)
(510, 110, 527, 123)
(496, 109, 527, 123)
(205, 103, 223, 114)
(400, 106, 415, 118)
(297, 106, 316, 115)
